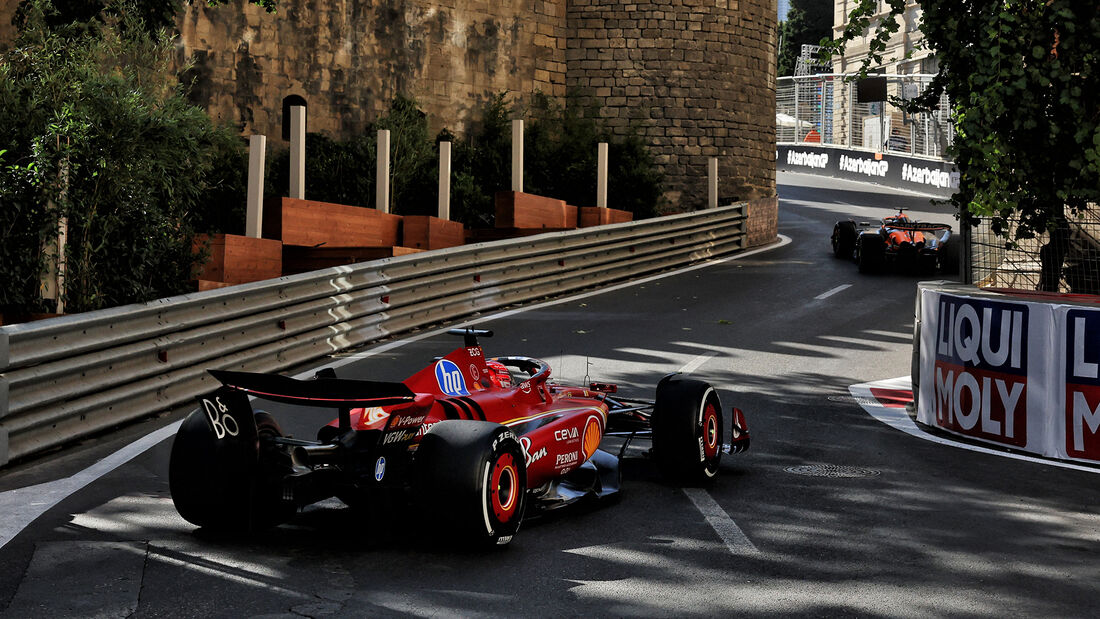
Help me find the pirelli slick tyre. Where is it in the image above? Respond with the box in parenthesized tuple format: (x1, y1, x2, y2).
(415, 420, 527, 547)
(169, 401, 293, 533)
(832, 221, 857, 259)
(858, 234, 886, 274)
(652, 376, 724, 486)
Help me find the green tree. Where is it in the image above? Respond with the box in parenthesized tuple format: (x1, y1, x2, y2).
(826, 1, 1100, 290)
(0, 1, 248, 315)
(778, 0, 834, 76)
(12, 0, 278, 33)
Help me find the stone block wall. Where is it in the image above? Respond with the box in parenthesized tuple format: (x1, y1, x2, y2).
(0, 0, 18, 52)
(0, 0, 778, 211)
(566, 0, 777, 209)
(175, 0, 567, 138)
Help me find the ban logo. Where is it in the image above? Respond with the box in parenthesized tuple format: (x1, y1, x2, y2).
(435, 359, 469, 396)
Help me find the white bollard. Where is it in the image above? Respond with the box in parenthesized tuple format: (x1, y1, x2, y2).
(511, 119, 523, 193)
(289, 106, 305, 199)
(597, 142, 608, 209)
(377, 129, 391, 214)
(246, 135, 266, 238)
(438, 141, 451, 220)
(708, 157, 718, 209)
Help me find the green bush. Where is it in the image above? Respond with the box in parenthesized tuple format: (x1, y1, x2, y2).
(0, 1, 248, 315)
(265, 92, 664, 229)
(268, 95, 441, 217)
(519, 92, 663, 219)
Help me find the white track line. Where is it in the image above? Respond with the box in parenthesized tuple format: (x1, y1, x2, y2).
(0, 422, 182, 550)
(0, 235, 792, 550)
(814, 284, 851, 300)
(682, 488, 760, 556)
(851, 376, 1100, 474)
(678, 352, 716, 375)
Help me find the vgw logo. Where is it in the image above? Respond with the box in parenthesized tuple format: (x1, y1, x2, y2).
(1066, 310, 1100, 461)
(434, 359, 469, 396)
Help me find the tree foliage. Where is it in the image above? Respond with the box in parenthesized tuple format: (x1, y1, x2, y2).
(0, 1, 247, 315)
(13, 0, 277, 33)
(777, 0, 834, 76)
(824, 0, 1100, 248)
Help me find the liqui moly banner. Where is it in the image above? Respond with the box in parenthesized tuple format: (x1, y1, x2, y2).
(1065, 309, 1100, 460)
(918, 286, 1100, 463)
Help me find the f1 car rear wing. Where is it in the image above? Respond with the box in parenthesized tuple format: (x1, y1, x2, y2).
(208, 370, 416, 408)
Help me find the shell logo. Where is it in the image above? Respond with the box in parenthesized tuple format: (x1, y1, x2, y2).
(363, 407, 389, 425)
(581, 415, 602, 459)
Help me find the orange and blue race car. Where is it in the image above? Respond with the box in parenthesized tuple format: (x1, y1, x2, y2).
(169, 328, 751, 547)
(831, 208, 955, 275)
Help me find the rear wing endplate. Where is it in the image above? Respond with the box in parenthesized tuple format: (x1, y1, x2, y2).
(209, 370, 416, 408)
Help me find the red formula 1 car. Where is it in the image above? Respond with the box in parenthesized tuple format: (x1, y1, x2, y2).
(169, 329, 750, 546)
(831, 209, 955, 275)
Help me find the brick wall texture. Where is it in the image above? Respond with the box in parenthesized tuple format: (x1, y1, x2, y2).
(0, 0, 777, 212)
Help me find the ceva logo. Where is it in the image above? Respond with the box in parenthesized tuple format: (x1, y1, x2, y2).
(435, 359, 469, 396)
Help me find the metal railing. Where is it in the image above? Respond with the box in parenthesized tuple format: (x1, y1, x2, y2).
(0, 204, 748, 465)
(969, 207, 1100, 294)
(777, 74, 954, 159)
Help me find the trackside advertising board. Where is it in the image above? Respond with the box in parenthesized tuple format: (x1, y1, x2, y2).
(777, 145, 959, 198)
(918, 287, 1100, 463)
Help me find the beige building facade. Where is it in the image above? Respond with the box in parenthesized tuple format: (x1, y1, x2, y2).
(831, 0, 936, 75)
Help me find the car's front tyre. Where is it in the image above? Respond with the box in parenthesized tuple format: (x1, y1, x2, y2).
(652, 376, 724, 485)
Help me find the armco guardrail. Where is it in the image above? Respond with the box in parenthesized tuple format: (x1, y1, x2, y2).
(0, 204, 747, 465)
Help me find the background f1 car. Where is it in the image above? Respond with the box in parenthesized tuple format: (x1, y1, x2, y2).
(831, 208, 957, 275)
(169, 329, 751, 547)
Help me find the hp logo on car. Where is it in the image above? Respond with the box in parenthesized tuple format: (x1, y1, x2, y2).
(435, 359, 469, 396)
(374, 457, 386, 482)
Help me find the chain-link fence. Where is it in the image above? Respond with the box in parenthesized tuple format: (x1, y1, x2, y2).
(969, 209, 1100, 294)
(777, 74, 954, 159)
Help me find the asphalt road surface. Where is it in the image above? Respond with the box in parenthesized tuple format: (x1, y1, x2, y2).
(1, 171, 1097, 618)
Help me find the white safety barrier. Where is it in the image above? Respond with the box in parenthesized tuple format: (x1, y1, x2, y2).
(914, 282, 1100, 464)
(0, 204, 747, 465)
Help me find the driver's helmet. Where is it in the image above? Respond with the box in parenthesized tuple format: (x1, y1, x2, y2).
(484, 360, 513, 389)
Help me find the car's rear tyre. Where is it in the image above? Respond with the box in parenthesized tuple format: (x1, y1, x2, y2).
(858, 234, 885, 274)
(169, 408, 292, 532)
(652, 376, 724, 486)
(414, 420, 527, 547)
(832, 221, 857, 259)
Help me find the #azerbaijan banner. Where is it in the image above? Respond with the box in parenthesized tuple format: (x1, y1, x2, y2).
(918, 288, 1100, 463)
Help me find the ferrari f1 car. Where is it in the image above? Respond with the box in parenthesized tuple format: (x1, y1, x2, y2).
(831, 208, 954, 274)
(169, 329, 750, 546)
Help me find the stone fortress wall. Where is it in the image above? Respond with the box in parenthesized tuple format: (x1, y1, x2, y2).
(1, 0, 777, 209)
(567, 0, 776, 204)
